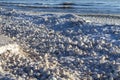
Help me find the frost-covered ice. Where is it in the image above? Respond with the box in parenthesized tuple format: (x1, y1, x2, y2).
(0, 8, 120, 80)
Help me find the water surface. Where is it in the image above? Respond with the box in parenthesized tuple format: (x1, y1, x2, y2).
(0, 0, 120, 14)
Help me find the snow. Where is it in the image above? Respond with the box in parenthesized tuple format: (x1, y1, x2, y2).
(0, 8, 120, 80)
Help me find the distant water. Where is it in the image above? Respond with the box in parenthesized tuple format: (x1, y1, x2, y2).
(0, 0, 120, 14)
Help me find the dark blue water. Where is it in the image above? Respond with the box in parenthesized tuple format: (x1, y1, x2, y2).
(0, 0, 120, 14)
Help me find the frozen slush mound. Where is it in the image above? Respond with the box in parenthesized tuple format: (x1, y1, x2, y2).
(0, 9, 120, 80)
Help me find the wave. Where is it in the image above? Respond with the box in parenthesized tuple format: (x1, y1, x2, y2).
(0, 2, 100, 9)
(17, 5, 75, 9)
(59, 2, 76, 5)
(0, 2, 76, 9)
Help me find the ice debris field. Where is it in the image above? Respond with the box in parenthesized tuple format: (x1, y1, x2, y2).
(0, 8, 120, 80)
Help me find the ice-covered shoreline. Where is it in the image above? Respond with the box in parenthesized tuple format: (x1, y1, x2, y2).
(0, 8, 120, 80)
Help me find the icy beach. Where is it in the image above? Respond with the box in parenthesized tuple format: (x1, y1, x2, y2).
(0, 8, 120, 80)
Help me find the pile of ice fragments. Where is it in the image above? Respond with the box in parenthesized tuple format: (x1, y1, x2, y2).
(0, 8, 120, 80)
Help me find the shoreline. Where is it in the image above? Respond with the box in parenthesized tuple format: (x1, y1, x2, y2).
(13, 9, 120, 25)
(78, 14, 120, 25)
(1, 8, 120, 26)
(78, 14, 120, 19)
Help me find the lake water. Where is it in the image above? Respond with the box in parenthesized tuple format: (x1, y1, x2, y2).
(0, 0, 120, 14)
